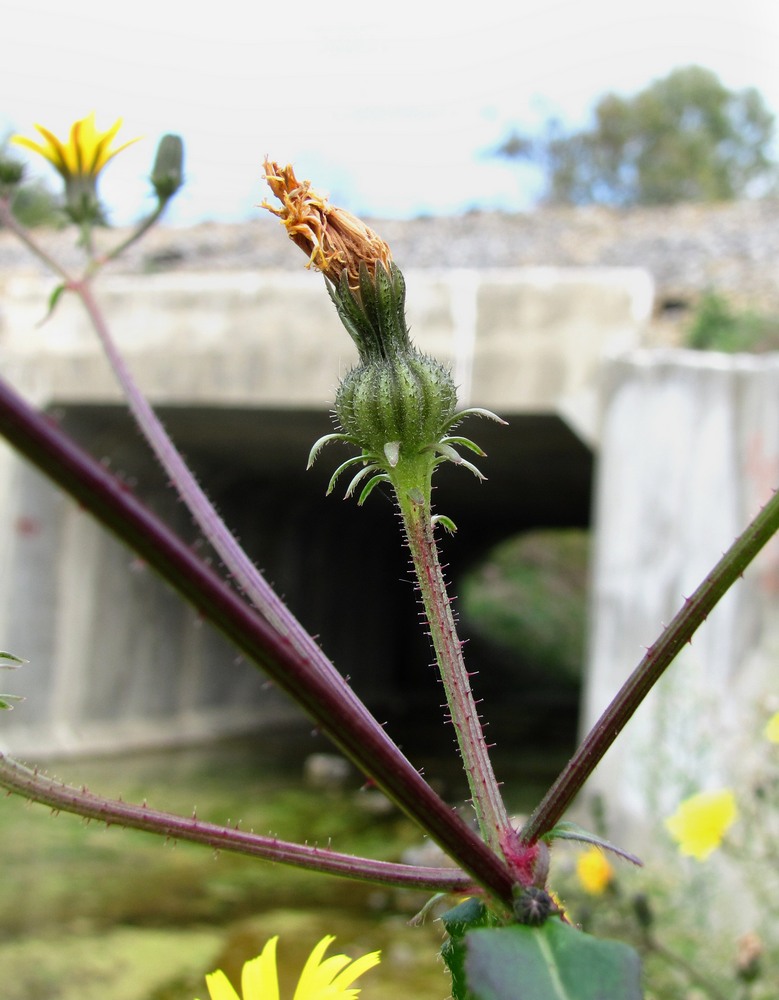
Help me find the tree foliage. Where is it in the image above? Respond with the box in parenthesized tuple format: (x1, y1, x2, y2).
(499, 66, 778, 206)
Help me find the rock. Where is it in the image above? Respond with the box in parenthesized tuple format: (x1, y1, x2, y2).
(302, 752, 353, 790)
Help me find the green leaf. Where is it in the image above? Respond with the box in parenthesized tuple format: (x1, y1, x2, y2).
(440, 435, 487, 456)
(357, 473, 389, 505)
(0, 652, 25, 709)
(306, 432, 351, 469)
(39, 283, 67, 326)
(432, 513, 458, 535)
(441, 898, 495, 1000)
(464, 920, 642, 1000)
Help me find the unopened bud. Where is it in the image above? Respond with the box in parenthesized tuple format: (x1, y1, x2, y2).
(336, 348, 457, 461)
(151, 134, 184, 202)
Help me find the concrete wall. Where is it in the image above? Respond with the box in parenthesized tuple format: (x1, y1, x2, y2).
(583, 349, 779, 843)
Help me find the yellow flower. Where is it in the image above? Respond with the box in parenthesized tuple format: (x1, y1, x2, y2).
(12, 113, 139, 223)
(262, 159, 392, 295)
(764, 711, 779, 744)
(12, 112, 138, 182)
(664, 789, 738, 861)
(198, 935, 381, 1000)
(575, 846, 614, 895)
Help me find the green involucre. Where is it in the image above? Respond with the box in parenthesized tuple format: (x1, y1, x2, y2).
(335, 351, 458, 456)
(311, 260, 505, 506)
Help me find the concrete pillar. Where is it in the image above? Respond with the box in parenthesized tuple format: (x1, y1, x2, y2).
(583, 349, 779, 843)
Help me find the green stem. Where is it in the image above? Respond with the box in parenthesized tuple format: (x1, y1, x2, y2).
(395, 477, 511, 858)
(521, 486, 779, 843)
(90, 200, 167, 272)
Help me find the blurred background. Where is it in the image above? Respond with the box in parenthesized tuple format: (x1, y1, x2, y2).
(2, 0, 778, 225)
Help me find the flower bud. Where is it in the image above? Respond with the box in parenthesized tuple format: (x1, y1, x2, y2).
(151, 134, 185, 202)
(335, 350, 457, 461)
(327, 260, 411, 364)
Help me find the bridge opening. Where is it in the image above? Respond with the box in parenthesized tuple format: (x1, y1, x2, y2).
(57, 403, 593, 772)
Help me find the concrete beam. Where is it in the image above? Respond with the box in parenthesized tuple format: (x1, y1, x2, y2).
(1, 268, 653, 443)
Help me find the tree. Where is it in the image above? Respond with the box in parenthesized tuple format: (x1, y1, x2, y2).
(498, 66, 778, 206)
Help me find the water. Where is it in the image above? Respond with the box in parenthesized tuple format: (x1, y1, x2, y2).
(0, 724, 567, 1000)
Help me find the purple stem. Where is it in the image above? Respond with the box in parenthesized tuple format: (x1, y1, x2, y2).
(520, 486, 779, 843)
(77, 277, 384, 759)
(0, 377, 515, 903)
(0, 753, 471, 892)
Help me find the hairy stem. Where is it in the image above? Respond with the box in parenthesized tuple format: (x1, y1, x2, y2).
(1, 203, 386, 770)
(521, 487, 779, 843)
(72, 279, 377, 730)
(396, 483, 511, 858)
(91, 201, 168, 270)
(0, 198, 71, 281)
(0, 754, 472, 892)
(0, 377, 515, 904)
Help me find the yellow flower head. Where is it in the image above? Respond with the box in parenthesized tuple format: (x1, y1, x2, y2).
(261, 159, 393, 295)
(764, 711, 779, 744)
(665, 788, 738, 861)
(11, 113, 139, 224)
(12, 112, 139, 182)
(575, 846, 614, 895)
(198, 935, 380, 1000)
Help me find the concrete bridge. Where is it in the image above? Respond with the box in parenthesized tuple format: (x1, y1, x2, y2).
(0, 266, 650, 758)
(2, 262, 778, 861)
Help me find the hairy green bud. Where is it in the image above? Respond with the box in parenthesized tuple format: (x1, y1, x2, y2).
(335, 351, 457, 459)
(312, 262, 503, 509)
(151, 134, 185, 202)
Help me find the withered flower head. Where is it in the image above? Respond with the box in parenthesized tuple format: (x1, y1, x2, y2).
(261, 158, 392, 294)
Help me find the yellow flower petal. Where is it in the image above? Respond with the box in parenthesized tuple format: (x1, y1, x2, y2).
(204, 969, 241, 1000)
(242, 937, 280, 1000)
(11, 130, 65, 172)
(330, 949, 382, 992)
(576, 846, 614, 895)
(294, 935, 340, 999)
(198, 934, 379, 1000)
(764, 711, 779, 744)
(665, 788, 738, 861)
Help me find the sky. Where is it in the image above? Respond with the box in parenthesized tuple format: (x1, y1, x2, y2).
(2, 0, 779, 227)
